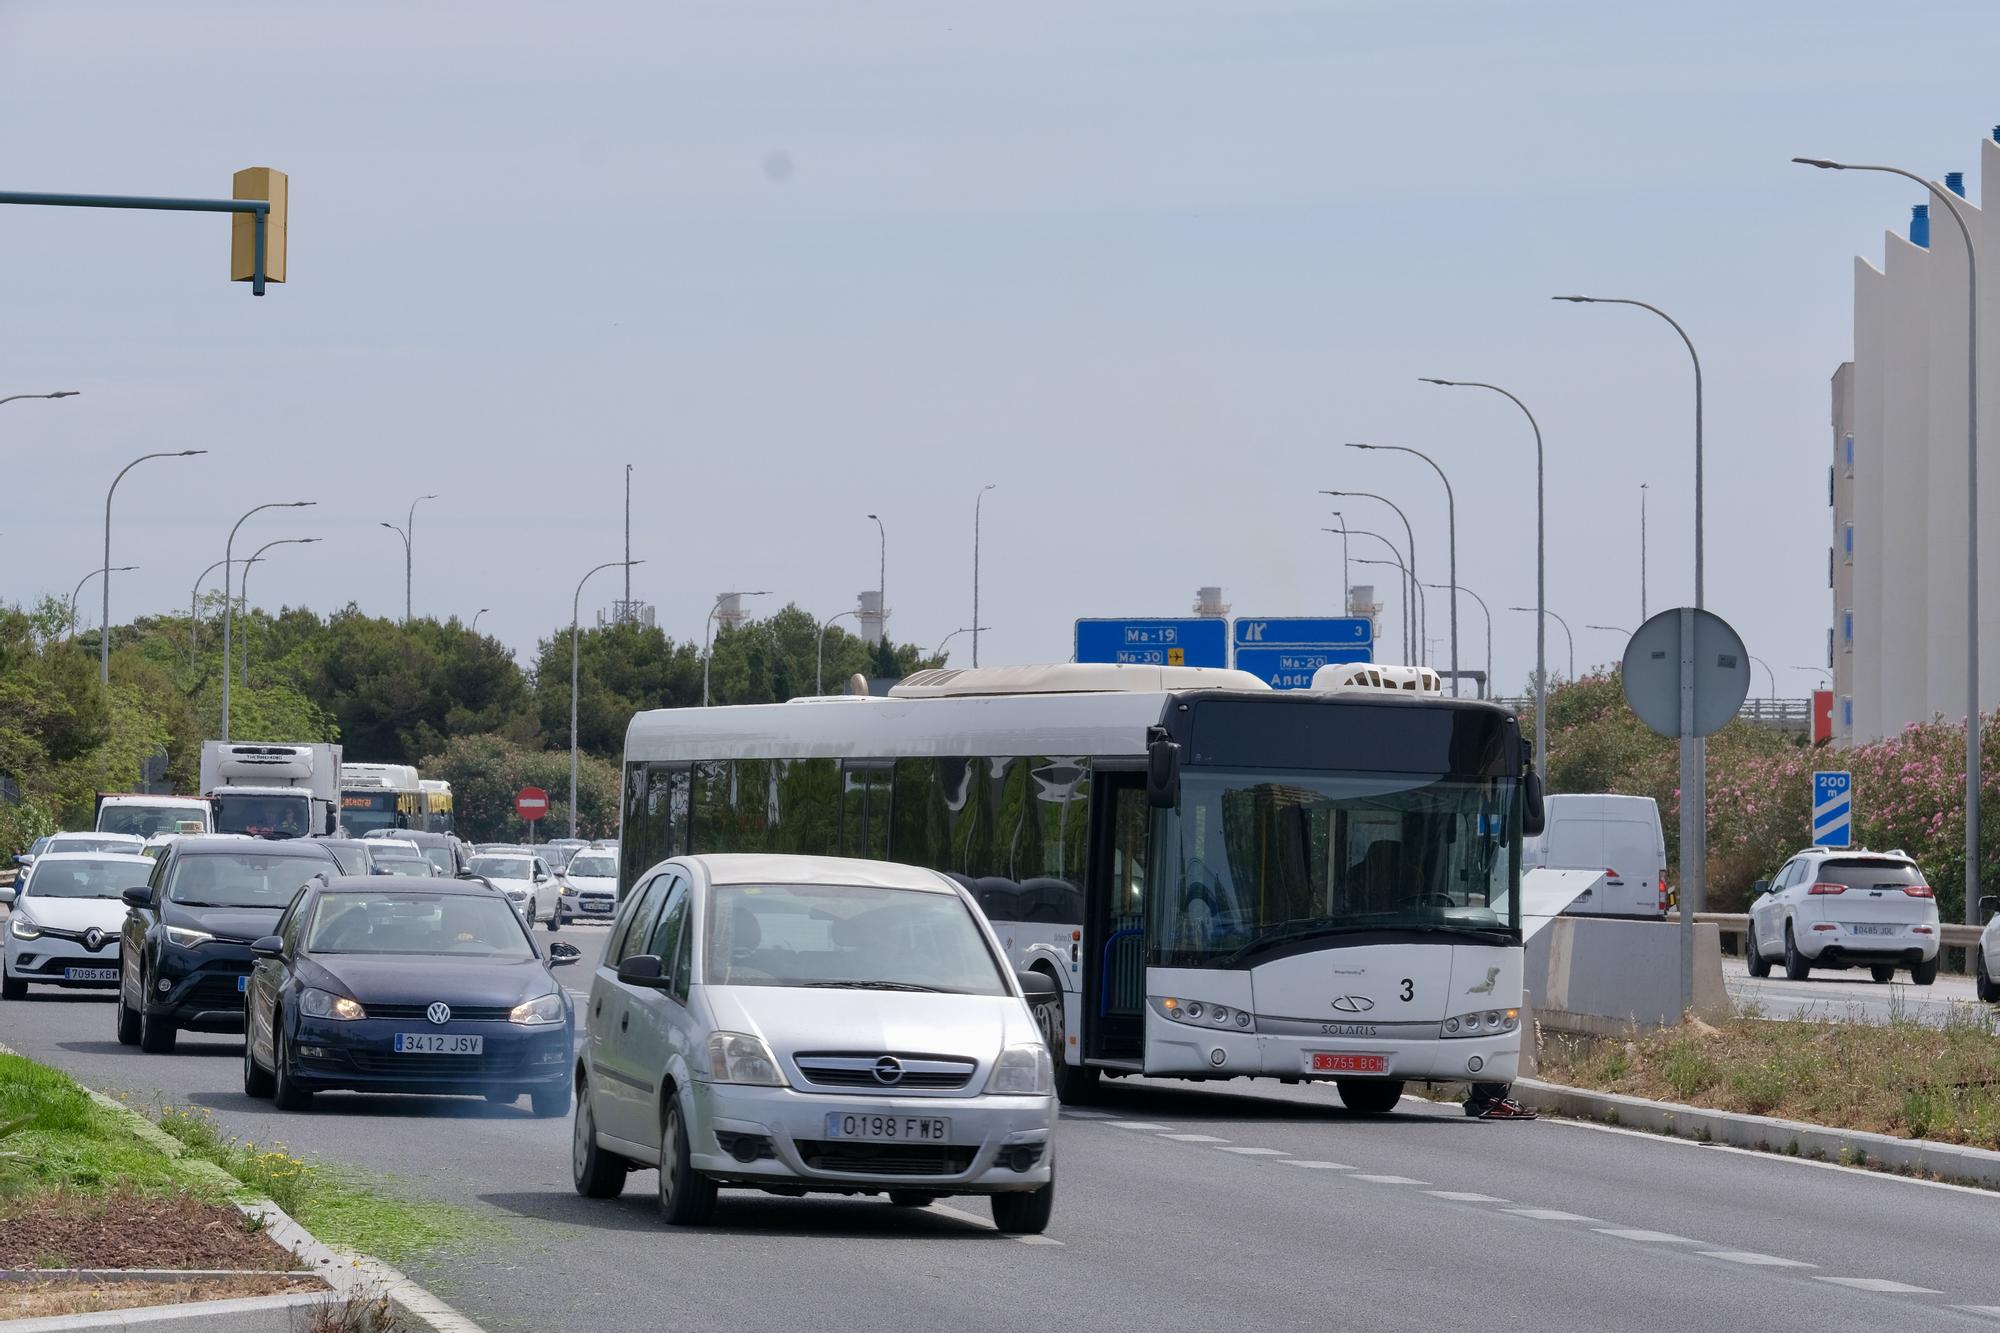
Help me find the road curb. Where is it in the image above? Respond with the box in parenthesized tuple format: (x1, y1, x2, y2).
(1516, 1076, 2000, 1190)
(0, 1041, 488, 1333)
(0, 1290, 327, 1332)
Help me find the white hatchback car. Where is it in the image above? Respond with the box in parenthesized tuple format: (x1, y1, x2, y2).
(2, 852, 156, 998)
(467, 853, 562, 930)
(558, 850, 618, 924)
(1746, 848, 1940, 984)
(573, 854, 1058, 1232)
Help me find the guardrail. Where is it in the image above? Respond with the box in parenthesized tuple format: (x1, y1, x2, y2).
(1693, 911, 1984, 976)
(1491, 696, 1814, 730)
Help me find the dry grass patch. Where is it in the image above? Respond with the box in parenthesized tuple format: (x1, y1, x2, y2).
(0, 1274, 327, 1319)
(1538, 1009, 2000, 1147)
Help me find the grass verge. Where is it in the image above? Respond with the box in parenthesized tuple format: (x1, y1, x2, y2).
(1537, 1008, 2000, 1147)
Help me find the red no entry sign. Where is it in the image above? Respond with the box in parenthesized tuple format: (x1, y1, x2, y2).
(515, 786, 549, 822)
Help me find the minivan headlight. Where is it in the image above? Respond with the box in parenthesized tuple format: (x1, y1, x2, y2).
(299, 987, 366, 1021)
(984, 1044, 1054, 1096)
(707, 1032, 784, 1086)
(509, 992, 565, 1026)
(8, 916, 41, 941)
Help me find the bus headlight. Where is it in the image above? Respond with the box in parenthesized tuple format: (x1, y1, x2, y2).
(1441, 1007, 1517, 1038)
(1152, 997, 1256, 1033)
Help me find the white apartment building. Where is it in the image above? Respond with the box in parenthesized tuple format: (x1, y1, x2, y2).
(1834, 128, 1999, 744)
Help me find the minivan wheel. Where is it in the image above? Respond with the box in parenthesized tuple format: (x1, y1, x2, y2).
(1783, 924, 1812, 981)
(545, 908, 561, 934)
(1869, 964, 1897, 984)
(1977, 950, 2000, 1003)
(242, 1027, 274, 1098)
(1744, 928, 1772, 978)
(271, 1021, 314, 1111)
(1336, 1079, 1405, 1116)
(990, 1161, 1055, 1235)
(530, 1080, 570, 1119)
(571, 1076, 628, 1199)
(138, 1000, 177, 1054)
(1032, 987, 1099, 1105)
(1910, 954, 1940, 987)
(115, 992, 140, 1046)
(1, 961, 26, 1001)
(656, 1099, 717, 1226)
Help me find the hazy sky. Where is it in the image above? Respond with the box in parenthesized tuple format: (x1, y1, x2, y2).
(6, 0, 1997, 694)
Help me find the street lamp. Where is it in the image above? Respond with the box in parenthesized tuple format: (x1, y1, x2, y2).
(1356, 558, 1424, 660)
(0, 390, 78, 407)
(704, 591, 772, 706)
(222, 501, 314, 741)
(1748, 654, 1778, 707)
(189, 557, 252, 667)
(1328, 511, 1350, 615)
(867, 514, 887, 635)
(1510, 606, 1573, 683)
(937, 626, 990, 660)
(1587, 623, 1631, 638)
(68, 566, 137, 642)
(471, 608, 490, 633)
(1424, 581, 1492, 699)
(1321, 489, 1420, 662)
(1794, 155, 1981, 927)
(102, 449, 205, 682)
(239, 537, 321, 680)
(1329, 529, 1412, 662)
(1350, 442, 1458, 695)
(972, 484, 996, 667)
(379, 493, 438, 624)
(1791, 665, 1832, 691)
(818, 610, 860, 694)
(572, 560, 643, 839)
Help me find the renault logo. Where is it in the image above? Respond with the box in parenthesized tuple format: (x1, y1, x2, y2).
(426, 1002, 452, 1026)
(871, 1056, 905, 1086)
(82, 928, 107, 953)
(1330, 995, 1375, 1013)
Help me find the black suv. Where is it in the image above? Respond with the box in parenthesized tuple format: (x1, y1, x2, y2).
(117, 836, 340, 1053)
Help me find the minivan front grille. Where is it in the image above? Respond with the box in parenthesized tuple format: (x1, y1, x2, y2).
(795, 1141, 977, 1176)
(792, 1053, 977, 1092)
(366, 1004, 513, 1022)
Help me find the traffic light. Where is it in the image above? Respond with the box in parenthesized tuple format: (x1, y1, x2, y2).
(230, 167, 287, 285)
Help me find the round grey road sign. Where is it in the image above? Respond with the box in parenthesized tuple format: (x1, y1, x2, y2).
(1621, 607, 1751, 738)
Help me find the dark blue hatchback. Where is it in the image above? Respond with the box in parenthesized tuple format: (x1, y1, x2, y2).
(243, 876, 580, 1115)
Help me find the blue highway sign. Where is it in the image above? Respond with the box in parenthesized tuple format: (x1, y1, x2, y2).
(1233, 617, 1373, 649)
(1074, 618, 1230, 668)
(1233, 645, 1372, 691)
(1811, 770, 1852, 849)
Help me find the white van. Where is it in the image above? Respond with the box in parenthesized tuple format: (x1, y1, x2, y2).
(1521, 794, 1668, 919)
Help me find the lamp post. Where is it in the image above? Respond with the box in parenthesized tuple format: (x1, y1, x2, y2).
(1321, 489, 1420, 663)
(1587, 623, 1631, 639)
(1328, 511, 1350, 615)
(867, 513, 887, 635)
(1794, 156, 1981, 927)
(937, 626, 990, 660)
(1425, 581, 1492, 699)
(1748, 654, 1778, 707)
(1329, 529, 1411, 662)
(572, 560, 642, 839)
(1791, 665, 1832, 691)
(818, 610, 859, 694)
(1510, 606, 1572, 682)
(102, 449, 205, 683)
(69, 566, 137, 642)
(1640, 482, 1649, 622)
(378, 493, 438, 624)
(1356, 558, 1424, 659)
(704, 591, 772, 706)
(1350, 442, 1458, 695)
(1421, 378, 1546, 772)
(972, 484, 996, 666)
(1, 390, 78, 407)
(222, 501, 314, 741)
(471, 608, 490, 633)
(189, 557, 251, 667)
(239, 537, 321, 680)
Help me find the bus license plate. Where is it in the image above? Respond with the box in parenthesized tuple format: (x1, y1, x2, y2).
(1312, 1053, 1386, 1074)
(395, 1033, 483, 1055)
(63, 967, 117, 982)
(823, 1113, 950, 1143)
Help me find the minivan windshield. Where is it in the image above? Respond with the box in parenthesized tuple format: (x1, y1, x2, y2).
(470, 856, 534, 881)
(705, 883, 1009, 995)
(167, 852, 329, 908)
(307, 892, 533, 956)
(25, 858, 136, 899)
(98, 805, 205, 838)
(567, 855, 615, 878)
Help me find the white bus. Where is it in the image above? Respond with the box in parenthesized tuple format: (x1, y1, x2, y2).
(617, 663, 1541, 1111)
(338, 762, 423, 837)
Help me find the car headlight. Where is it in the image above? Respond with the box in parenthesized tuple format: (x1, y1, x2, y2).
(706, 1032, 784, 1086)
(984, 1043, 1055, 1096)
(163, 925, 215, 949)
(299, 987, 366, 1021)
(509, 992, 565, 1026)
(8, 916, 41, 941)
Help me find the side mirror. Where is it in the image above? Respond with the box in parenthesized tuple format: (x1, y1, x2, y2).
(0, 887, 14, 906)
(322, 810, 337, 836)
(547, 941, 582, 968)
(1017, 970, 1060, 1003)
(122, 886, 154, 910)
(1981, 894, 1997, 919)
(1752, 879, 1770, 896)
(1521, 767, 1546, 838)
(616, 954, 670, 989)
(1146, 730, 1181, 810)
(251, 934, 283, 958)
(457, 869, 478, 880)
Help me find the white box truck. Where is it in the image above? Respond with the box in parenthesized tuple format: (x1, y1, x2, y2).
(198, 741, 343, 838)
(1521, 793, 1669, 919)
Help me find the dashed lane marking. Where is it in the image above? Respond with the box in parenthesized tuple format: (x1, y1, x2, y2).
(1107, 1121, 1171, 1130)
(1428, 1191, 1508, 1203)
(1502, 1208, 1600, 1222)
(1593, 1229, 1702, 1244)
(1813, 1277, 1940, 1294)
(1159, 1133, 1230, 1143)
(1277, 1160, 1355, 1170)
(1699, 1251, 1816, 1268)
(1215, 1146, 1289, 1156)
(1950, 1307, 2000, 1318)
(1351, 1174, 1428, 1185)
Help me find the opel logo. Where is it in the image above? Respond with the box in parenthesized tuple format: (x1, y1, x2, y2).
(82, 928, 107, 953)
(871, 1056, 904, 1086)
(1330, 995, 1375, 1013)
(426, 1002, 451, 1026)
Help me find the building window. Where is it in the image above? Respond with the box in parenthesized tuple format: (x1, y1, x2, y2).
(1840, 696, 1853, 729)
(1842, 609, 1853, 646)
(1844, 433, 1855, 475)
(1827, 464, 1835, 506)
(1828, 547, 1835, 588)
(1826, 628, 1834, 669)
(1843, 523, 1853, 562)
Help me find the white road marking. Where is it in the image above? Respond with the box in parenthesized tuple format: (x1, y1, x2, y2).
(1593, 1229, 1702, 1244)
(1159, 1133, 1230, 1143)
(1428, 1191, 1509, 1203)
(926, 1201, 1064, 1246)
(1950, 1307, 2000, 1318)
(1502, 1208, 1600, 1222)
(1351, 1174, 1428, 1185)
(1699, 1251, 1816, 1268)
(1107, 1121, 1171, 1130)
(1058, 1108, 1117, 1120)
(1812, 1277, 1940, 1294)
(1277, 1160, 1355, 1170)
(1014, 1234, 1064, 1246)
(1215, 1146, 1289, 1156)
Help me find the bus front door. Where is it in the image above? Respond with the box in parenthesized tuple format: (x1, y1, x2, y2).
(1086, 773, 1149, 1064)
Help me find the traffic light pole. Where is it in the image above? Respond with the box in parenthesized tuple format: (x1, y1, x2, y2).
(0, 190, 271, 293)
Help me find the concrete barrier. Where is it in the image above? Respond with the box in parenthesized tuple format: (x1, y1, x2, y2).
(1526, 915, 1728, 1033)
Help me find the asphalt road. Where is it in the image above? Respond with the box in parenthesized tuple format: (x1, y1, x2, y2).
(1721, 956, 1998, 1030)
(6, 926, 2000, 1332)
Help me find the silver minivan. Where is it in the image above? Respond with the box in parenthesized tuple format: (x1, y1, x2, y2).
(572, 853, 1059, 1232)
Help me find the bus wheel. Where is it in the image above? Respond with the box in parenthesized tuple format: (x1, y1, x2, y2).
(1336, 1079, 1405, 1115)
(1033, 986, 1098, 1105)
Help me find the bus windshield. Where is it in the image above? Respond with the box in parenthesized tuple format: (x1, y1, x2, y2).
(1153, 768, 1518, 968)
(340, 791, 405, 836)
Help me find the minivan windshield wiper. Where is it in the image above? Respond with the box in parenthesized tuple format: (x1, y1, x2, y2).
(796, 980, 955, 993)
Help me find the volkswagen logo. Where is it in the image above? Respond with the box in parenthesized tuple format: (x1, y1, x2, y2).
(1330, 994, 1375, 1013)
(426, 1002, 452, 1026)
(871, 1056, 905, 1086)
(81, 928, 107, 953)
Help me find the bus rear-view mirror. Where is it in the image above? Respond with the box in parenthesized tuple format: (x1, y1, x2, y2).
(1521, 767, 1546, 838)
(1146, 732, 1181, 810)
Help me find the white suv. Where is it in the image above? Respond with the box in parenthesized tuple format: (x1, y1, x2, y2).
(572, 853, 1058, 1232)
(1746, 848, 1940, 984)
(1977, 893, 1999, 1003)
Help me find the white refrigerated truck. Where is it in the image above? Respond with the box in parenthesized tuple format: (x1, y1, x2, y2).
(198, 741, 344, 838)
